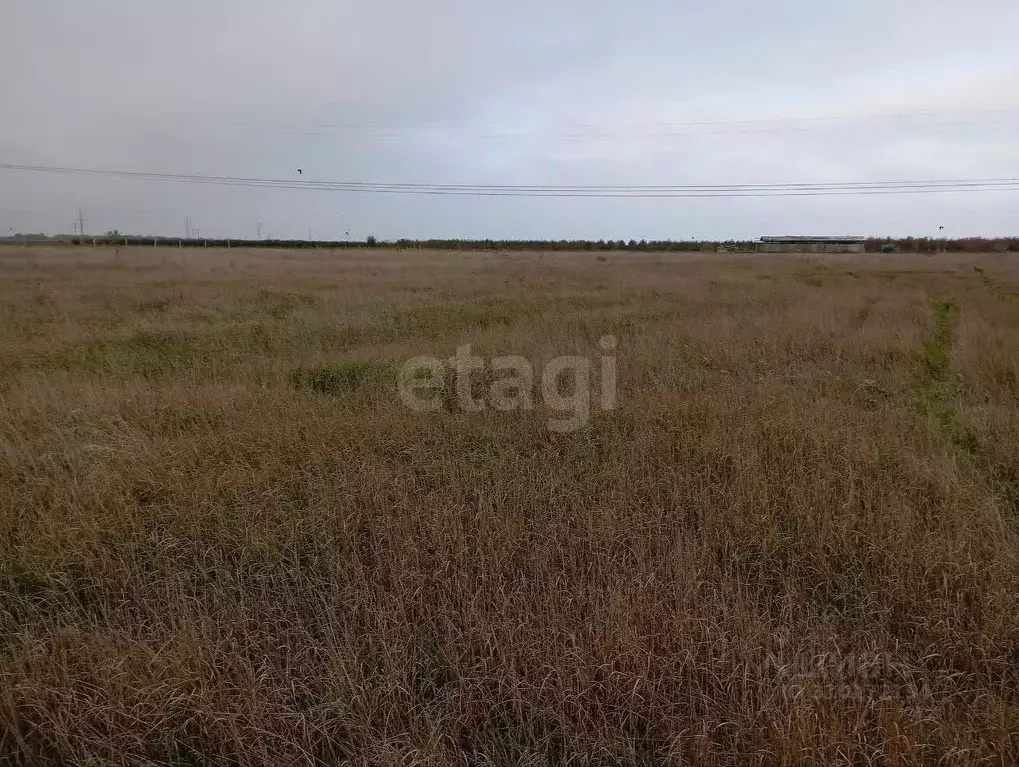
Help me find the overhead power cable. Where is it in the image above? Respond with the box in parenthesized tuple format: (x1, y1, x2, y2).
(3, 163, 1019, 198)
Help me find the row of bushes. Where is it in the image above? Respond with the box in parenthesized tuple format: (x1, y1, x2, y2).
(860, 237, 1019, 253)
(8, 236, 1018, 253)
(48, 237, 742, 251)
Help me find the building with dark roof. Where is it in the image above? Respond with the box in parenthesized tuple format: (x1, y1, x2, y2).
(757, 236, 865, 254)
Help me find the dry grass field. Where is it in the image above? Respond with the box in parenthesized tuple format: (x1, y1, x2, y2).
(2, 244, 1019, 765)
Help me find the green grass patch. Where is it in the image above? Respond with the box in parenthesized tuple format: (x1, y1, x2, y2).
(876, 269, 928, 278)
(132, 297, 176, 313)
(313, 325, 371, 351)
(1, 561, 102, 625)
(247, 289, 318, 320)
(37, 320, 388, 379)
(921, 301, 959, 382)
(42, 325, 277, 377)
(917, 299, 974, 448)
(391, 298, 537, 336)
(290, 360, 394, 395)
(46, 330, 205, 376)
(794, 266, 836, 288)
(47, 339, 115, 373)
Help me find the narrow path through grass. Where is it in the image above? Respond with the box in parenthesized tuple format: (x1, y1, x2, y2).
(918, 298, 1019, 519)
(918, 299, 963, 439)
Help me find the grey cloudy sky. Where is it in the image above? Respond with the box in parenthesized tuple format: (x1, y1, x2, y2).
(3, 0, 1018, 240)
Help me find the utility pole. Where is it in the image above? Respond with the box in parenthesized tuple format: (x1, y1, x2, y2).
(257, 222, 261, 240)
(77, 207, 85, 237)
(185, 217, 191, 239)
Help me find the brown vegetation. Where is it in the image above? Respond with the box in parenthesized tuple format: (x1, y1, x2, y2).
(1, 246, 1019, 764)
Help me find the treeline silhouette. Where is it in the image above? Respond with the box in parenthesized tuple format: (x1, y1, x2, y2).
(4, 234, 1018, 253)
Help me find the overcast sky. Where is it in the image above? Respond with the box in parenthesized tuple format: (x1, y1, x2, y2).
(3, 0, 1019, 240)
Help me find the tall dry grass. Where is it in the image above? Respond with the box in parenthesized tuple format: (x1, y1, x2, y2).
(1, 245, 1019, 765)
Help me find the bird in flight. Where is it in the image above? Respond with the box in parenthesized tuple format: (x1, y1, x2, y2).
(296, 168, 303, 175)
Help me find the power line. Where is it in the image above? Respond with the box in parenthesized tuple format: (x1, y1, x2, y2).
(3, 162, 1019, 198)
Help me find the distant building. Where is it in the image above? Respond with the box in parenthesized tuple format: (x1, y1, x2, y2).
(757, 236, 866, 254)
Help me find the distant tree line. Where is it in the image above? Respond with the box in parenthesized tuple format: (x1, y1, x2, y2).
(3, 234, 1018, 253)
(860, 237, 1019, 253)
(391, 238, 742, 252)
